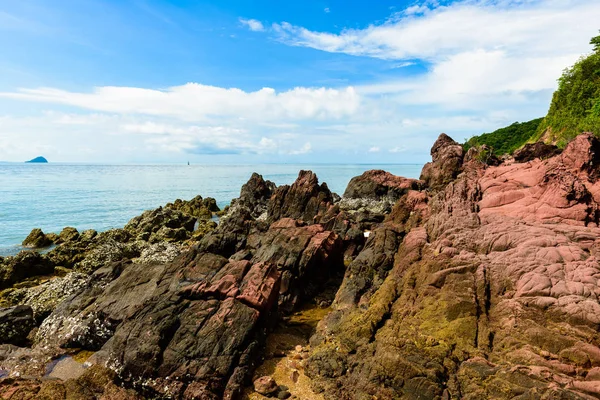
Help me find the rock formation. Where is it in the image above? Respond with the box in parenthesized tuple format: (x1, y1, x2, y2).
(3, 133, 600, 399)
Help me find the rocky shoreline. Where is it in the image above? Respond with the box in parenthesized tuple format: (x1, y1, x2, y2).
(2, 133, 600, 399)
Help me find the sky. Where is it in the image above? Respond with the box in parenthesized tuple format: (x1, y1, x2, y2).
(0, 0, 598, 164)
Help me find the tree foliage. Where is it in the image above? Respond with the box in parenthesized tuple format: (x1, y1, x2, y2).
(464, 118, 543, 156)
(534, 31, 600, 145)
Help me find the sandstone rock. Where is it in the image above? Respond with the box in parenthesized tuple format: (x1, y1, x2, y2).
(306, 132, 600, 399)
(22, 228, 53, 248)
(0, 305, 34, 345)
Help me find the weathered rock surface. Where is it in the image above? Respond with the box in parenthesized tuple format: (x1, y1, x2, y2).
(6, 133, 600, 400)
(306, 133, 600, 399)
(267, 170, 334, 224)
(0, 305, 34, 345)
(339, 169, 424, 220)
(166, 194, 220, 220)
(514, 141, 562, 162)
(21, 228, 52, 248)
(420, 133, 465, 189)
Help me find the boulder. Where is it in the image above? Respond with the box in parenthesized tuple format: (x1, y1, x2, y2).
(0, 305, 34, 345)
(56, 227, 79, 244)
(236, 172, 277, 219)
(22, 228, 53, 248)
(254, 376, 278, 395)
(514, 141, 562, 162)
(166, 195, 217, 220)
(125, 207, 196, 239)
(0, 251, 54, 289)
(343, 170, 423, 200)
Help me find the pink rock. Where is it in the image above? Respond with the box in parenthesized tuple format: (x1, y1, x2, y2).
(236, 262, 281, 311)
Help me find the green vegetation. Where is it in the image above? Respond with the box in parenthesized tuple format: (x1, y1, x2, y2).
(465, 32, 600, 155)
(533, 32, 600, 146)
(464, 118, 543, 156)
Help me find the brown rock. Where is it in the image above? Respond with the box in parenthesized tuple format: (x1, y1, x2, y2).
(254, 376, 278, 395)
(513, 141, 562, 162)
(420, 133, 465, 190)
(22, 228, 53, 248)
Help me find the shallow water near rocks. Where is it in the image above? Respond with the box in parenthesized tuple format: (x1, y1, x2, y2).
(0, 163, 422, 255)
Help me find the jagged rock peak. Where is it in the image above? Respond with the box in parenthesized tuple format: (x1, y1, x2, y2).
(420, 133, 465, 190)
(267, 170, 334, 224)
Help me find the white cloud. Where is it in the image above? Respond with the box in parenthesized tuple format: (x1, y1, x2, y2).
(2, 0, 597, 163)
(271, 0, 599, 61)
(0, 84, 360, 122)
(389, 146, 407, 153)
(289, 142, 312, 155)
(239, 18, 265, 32)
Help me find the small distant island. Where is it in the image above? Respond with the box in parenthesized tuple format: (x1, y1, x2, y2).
(25, 156, 48, 163)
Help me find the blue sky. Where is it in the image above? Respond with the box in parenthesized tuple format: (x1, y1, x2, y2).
(0, 0, 598, 163)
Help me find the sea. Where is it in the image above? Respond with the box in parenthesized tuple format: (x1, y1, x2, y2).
(0, 163, 423, 256)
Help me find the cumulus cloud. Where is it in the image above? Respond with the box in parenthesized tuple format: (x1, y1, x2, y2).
(266, 0, 598, 110)
(239, 18, 264, 32)
(2, 0, 597, 163)
(0, 84, 360, 122)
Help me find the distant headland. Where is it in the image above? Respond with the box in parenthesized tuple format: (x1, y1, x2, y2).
(25, 156, 48, 163)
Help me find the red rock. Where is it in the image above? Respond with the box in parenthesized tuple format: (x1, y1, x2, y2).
(236, 262, 281, 312)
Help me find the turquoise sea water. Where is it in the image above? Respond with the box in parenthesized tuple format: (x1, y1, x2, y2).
(0, 164, 422, 256)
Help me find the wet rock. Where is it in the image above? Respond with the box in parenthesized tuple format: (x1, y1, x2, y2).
(22, 228, 53, 248)
(514, 141, 562, 162)
(254, 376, 278, 395)
(0, 305, 34, 345)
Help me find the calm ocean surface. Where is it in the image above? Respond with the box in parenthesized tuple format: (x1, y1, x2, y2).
(0, 164, 422, 256)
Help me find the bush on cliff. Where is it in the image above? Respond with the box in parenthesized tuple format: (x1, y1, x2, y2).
(464, 118, 543, 156)
(533, 32, 600, 146)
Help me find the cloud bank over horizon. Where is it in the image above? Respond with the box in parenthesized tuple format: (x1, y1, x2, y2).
(0, 0, 598, 163)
